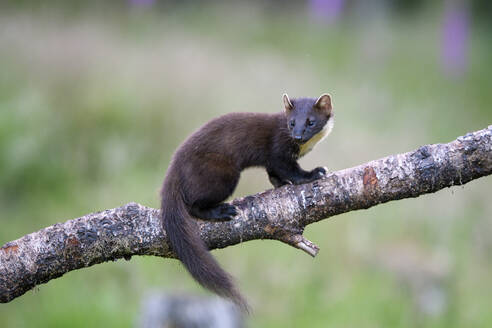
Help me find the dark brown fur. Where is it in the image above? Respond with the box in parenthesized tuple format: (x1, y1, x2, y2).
(160, 95, 333, 311)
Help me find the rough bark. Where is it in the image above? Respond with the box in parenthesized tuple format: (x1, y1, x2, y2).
(1, 126, 491, 303)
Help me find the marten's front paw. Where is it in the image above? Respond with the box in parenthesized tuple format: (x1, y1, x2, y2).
(310, 166, 328, 179)
(269, 175, 293, 188)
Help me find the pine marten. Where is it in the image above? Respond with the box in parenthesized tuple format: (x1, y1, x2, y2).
(160, 93, 334, 311)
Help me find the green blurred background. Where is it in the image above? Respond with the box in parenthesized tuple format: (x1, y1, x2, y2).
(0, 0, 491, 327)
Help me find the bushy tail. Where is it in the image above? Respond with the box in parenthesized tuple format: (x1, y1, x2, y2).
(161, 188, 249, 312)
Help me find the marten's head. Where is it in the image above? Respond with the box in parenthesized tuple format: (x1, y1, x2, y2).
(283, 93, 334, 144)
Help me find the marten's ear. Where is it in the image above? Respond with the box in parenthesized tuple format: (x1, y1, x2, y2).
(282, 93, 294, 113)
(315, 93, 332, 114)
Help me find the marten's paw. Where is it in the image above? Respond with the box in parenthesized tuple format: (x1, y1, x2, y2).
(191, 203, 238, 221)
(213, 203, 238, 221)
(311, 166, 328, 179)
(269, 174, 293, 188)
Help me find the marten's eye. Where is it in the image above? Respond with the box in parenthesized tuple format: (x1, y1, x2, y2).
(308, 120, 315, 126)
(290, 120, 295, 127)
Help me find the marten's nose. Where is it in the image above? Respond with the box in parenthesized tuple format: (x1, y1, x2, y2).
(294, 135, 302, 141)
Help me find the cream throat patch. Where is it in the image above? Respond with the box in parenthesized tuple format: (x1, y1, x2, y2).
(299, 115, 334, 157)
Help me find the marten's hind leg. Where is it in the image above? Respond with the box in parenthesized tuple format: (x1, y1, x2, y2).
(185, 156, 240, 222)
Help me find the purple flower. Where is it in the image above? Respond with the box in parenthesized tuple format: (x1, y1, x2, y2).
(129, 0, 156, 7)
(309, 0, 345, 23)
(441, 1, 469, 77)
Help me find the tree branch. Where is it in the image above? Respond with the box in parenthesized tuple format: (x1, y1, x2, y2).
(1, 126, 491, 303)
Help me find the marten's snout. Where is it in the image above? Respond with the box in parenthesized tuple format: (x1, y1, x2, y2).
(292, 128, 306, 142)
(290, 121, 310, 143)
(292, 130, 310, 143)
(293, 135, 303, 141)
